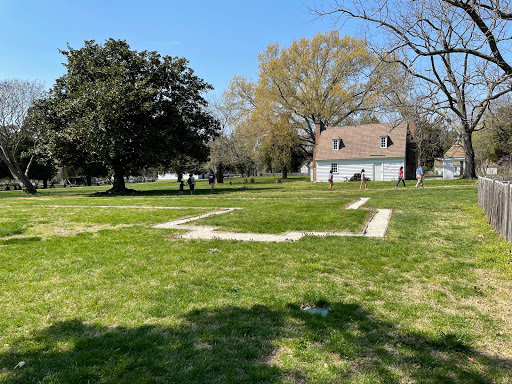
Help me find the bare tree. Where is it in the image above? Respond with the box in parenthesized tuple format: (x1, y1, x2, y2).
(313, 0, 512, 178)
(443, 0, 512, 75)
(207, 95, 257, 181)
(0, 79, 46, 192)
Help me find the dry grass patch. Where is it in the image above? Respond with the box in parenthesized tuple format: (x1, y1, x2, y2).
(28, 222, 135, 239)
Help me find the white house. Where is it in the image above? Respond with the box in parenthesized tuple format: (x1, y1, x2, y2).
(310, 121, 416, 182)
(437, 144, 465, 179)
(482, 163, 498, 175)
(300, 164, 310, 176)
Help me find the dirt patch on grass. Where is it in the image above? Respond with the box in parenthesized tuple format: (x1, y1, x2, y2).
(4, 223, 134, 240)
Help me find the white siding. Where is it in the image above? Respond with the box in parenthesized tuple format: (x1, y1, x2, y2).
(159, 173, 179, 180)
(485, 167, 497, 175)
(383, 160, 403, 180)
(159, 173, 200, 180)
(316, 158, 404, 182)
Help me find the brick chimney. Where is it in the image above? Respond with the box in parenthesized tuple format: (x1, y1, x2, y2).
(315, 120, 325, 145)
(312, 120, 325, 182)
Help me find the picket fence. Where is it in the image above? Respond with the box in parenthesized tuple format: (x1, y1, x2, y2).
(478, 176, 512, 242)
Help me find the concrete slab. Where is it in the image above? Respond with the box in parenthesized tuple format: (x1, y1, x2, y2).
(346, 197, 370, 209)
(152, 198, 392, 242)
(364, 209, 392, 237)
(40, 201, 392, 242)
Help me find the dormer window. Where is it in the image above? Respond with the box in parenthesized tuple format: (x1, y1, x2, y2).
(380, 136, 388, 149)
(332, 139, 340, 150)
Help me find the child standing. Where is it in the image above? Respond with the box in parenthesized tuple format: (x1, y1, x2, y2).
(395, 166, 406, 188)
(328, 169, 334, 191)
(187, 174, 196, 195)
(208, 172, 215, 194)
(360, 169, 367, 190)
(179, 179, 184, 195)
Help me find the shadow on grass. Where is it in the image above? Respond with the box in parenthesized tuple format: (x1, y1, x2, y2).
(0, 236, 41, 245)
(88, 186, 279, 198)
(1, 304, 509, 383)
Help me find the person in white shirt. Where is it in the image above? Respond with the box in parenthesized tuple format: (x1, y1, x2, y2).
(360, 169, 367, 190)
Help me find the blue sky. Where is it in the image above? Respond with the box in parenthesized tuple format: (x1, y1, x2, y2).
(0, 0, 359, 96)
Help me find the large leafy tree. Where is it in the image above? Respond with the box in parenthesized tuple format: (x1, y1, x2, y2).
(38, 39, 219, 193)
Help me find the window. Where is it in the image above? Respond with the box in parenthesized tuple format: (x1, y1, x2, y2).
(331, 163, 338, 173)
(332, 139, 339, 150)
(380, 136, 388, 148)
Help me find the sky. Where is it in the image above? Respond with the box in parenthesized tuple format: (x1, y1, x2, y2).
(0, 0, 359, 97)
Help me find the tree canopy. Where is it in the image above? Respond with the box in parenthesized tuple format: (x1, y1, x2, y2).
(38, 39, 219, 193)
(225, 31, 396, 160)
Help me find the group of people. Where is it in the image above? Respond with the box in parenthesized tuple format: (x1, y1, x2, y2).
(328, 165, 425, 190)
(178, 172, 216, 195)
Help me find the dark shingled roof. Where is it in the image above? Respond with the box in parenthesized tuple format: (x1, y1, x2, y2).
(315, 122, 408, 160)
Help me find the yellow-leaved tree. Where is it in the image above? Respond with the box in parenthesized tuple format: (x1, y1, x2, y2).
(226, 30, 396, 165)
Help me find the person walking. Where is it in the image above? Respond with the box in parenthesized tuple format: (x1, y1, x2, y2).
(187, 173, 196, 195)
(360, 169, 367, 190)
(415, 165, 424, 188)
(395, 166, 406, 189)
(328, 169, 334, 191)
(208, 171, 215, 194)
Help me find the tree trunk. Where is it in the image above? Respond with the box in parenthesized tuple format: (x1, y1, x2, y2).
(216, 164, 224, 184)
(282, 167, 288, 179)
(86, 175, 92, 186)
(42, 179, 48, 189)
(105, 164, 132, 194)
(0, 151, 37, 193)
(17, 173, 36, 193)
(462, 130, 477, 179)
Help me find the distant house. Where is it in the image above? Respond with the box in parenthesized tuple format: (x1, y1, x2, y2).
(300, 164, 310, 176)
(436, 143, 465, 179)
(158, 173, 202, 181)
(310, 121, 417, 182)
(482, 163, 498, 175)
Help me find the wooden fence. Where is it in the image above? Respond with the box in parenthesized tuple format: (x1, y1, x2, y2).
(478, 176, 512, 242)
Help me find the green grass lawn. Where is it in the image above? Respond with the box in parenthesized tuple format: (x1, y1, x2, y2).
(0, 177, 511, 383)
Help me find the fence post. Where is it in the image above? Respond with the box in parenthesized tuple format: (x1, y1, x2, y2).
(505, 182, 511, 242)
(490, 179, 496, 224)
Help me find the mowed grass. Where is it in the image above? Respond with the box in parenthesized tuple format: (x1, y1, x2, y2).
(0, 177, 511, 383)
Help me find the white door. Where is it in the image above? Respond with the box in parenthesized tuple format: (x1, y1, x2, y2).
(374, 163, 383, 181)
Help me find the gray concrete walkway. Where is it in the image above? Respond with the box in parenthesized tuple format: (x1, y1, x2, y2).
(152, 197, 392, 242)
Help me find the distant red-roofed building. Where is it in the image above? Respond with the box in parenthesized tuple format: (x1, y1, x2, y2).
(310, 121, 417, 182)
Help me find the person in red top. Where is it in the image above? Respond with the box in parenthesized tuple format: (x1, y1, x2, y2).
(395, 166, 406, 188)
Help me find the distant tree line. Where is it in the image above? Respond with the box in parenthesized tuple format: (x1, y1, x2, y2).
(3, 21, 512, 191)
